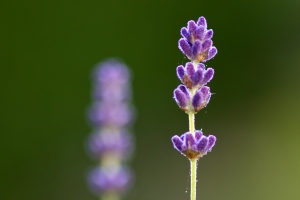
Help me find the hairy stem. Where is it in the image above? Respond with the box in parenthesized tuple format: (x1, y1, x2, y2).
(188, 112, 195, 135)
(190, 158, 197, 200)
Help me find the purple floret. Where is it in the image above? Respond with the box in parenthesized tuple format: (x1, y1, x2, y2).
(192, 86, 211, 112)
(176, 62, 214, 89)
(171, 135, 185, 152)
(178, 16, 217, 63)
(171, 130, 216, 159)
(174, 85, 190, 111)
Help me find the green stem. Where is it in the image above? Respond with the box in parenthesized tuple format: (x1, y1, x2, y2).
(190, 158, 197, 200)
(188, 112, 195, 135)
(189, 61, 199, 200)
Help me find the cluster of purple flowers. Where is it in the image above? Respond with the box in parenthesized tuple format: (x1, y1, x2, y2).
(86, 59, 134, 199)
(172, 16, 217, 160)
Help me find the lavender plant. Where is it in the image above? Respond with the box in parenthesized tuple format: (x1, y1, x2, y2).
(86, 59, 135, 200)
(171, 16, 217, 200)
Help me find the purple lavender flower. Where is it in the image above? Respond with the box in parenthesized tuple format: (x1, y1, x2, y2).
(176, 62, 214, 89)
(171, 16, 218, 200)
(86, 59, 135, 199)
(178, 16, 217, 63)
(171, 130, 216, 159)
(173, 85, 211, 113)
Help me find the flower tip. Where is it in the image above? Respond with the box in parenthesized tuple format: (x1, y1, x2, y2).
(171, 135, 184, 151)
(197, 16, 207, 28)
(178, 38, 192, 58)
(206, 135, 217, 151)
(176, 65, 185, 80)
(174, 88, 189, 110)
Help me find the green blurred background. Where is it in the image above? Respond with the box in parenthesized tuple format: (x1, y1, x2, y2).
(1, 0, 300, 199)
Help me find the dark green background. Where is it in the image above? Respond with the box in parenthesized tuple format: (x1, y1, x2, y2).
(1, 0, 300, 200)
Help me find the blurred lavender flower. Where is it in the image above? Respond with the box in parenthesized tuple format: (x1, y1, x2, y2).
(88, 166, 132, 195)
(86, 59, 135, 200)
(88, 129, 133, 160)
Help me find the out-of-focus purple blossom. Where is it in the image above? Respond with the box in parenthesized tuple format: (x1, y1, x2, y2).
(176, 62, 214, 89)
(171, 130, 216, 159)
(88, 166, 132, 195)
(178, 16, 217, 63)
(88, 102, 133, 127)
(86, 59, 135, 199)
(88, 129, 133, 160)
(92, 59, 131, 102)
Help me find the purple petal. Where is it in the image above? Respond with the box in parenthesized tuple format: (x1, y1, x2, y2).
(174, 88, 188, 108)
(178, 85, 190, 100)
(171, 135, 184, 151)
(200, 86, 211, 103)
(192, 40, 202, 58)
(202, 68, 214, 84)
(180, 27, 190, 40)
(192, 90, 202, 109)
(187, 20, 197, 35)
(205, 135, 216, 152)
(197, 63, 205, 71)
(197, 16, 207, 29)
(180, 135, 185, 140)
(206, 47, 217, 61)
(184, 132, 197, 151)
(178, 38, 192, 58)
(203, 29, 213, 40)
(176, 65, 185, 80)
(195, 130, 203, 141)
(186, 62, 195, 78)
(193, 69, 204, 86)
(195, 26, 205, 40)
(202, 39, 212, 52)
(197, 137, 208, 153)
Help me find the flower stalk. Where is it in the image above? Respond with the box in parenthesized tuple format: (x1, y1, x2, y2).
(190, 159, 197, 200)
(171, 16, 218, 200)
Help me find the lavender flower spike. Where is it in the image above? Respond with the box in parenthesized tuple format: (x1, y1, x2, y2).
(171, 130, 216, 159)
(171, 16, 218, 200)
(86, 59, 135, 199)
(178, 16, 217, 63)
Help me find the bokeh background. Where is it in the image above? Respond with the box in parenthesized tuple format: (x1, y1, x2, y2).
(1, 0, 300, 200)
